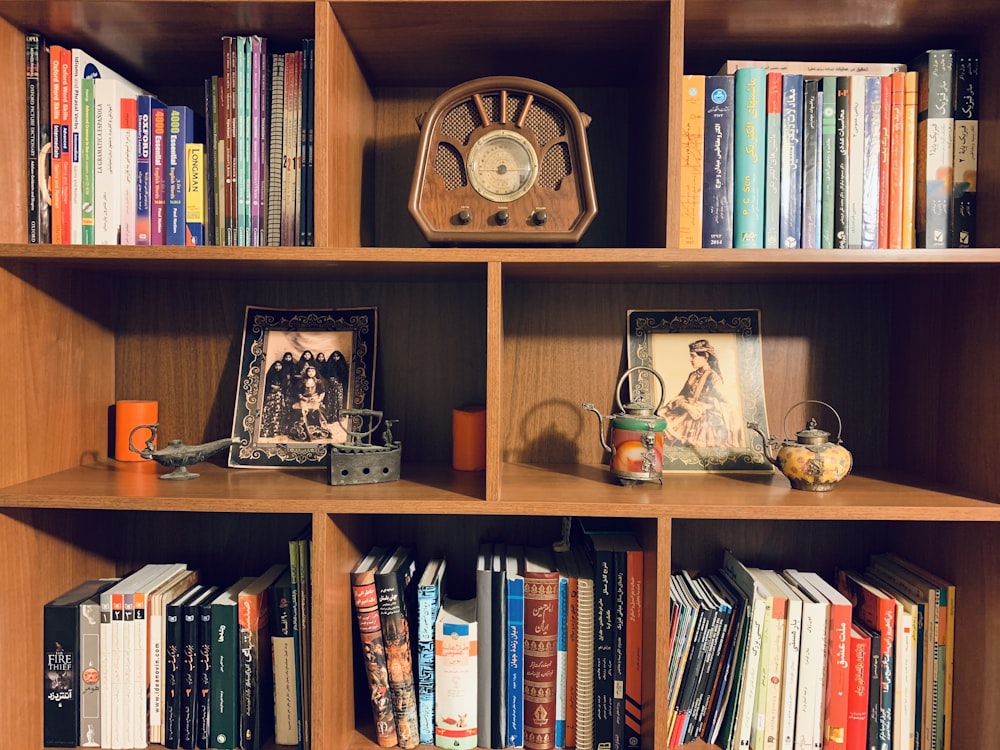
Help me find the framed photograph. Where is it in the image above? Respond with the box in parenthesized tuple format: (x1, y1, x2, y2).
(229, 306, 378, 468)
(626, 309, 771, 472)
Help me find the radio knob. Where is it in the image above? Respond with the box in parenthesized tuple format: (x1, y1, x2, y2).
(495, 209, 510, 225)
(532, 209, 548, 226)
(457, 209, 472, 225)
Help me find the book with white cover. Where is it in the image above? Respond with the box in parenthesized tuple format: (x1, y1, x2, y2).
(435, 597, 478, 750)
(759, 570, 804, 750)
(782, 570, 830, 750)
(92, 77, 144, 245)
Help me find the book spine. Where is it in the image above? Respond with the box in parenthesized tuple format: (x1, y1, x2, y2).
(887, 71, 906, 248)
(820, 76, 837, 248)
(592, 547, 614, 750)
(951, 50, 979, 247)
(269, 582, 299, 747)
(764, 71, 782, 248)
(164, 601, 183, 748)
(135, 96, 153, 244)
(119, 96, 137, 245)
(555, 574, 569, 748)
(266, 53, 285, 246)
(901, 71, 919, 248)
(507, 575, 525, 748)
(733, 67, 766, 247)
(679, 74, 705, 249)
(100, 591, 113, 746)
(44, 602, 80, 747)
(622, 548, 643, 750)
(151, 103, 167, 245)
(25, 34, 42, 243)
(211, 75, 225, 246)
(210, 602, 239, 750)
(376, 566, 420, 749)
(80, 599, 104, 748)
(281, 51, 298, 246)
(300, 38, 314, 246)
(185, 142, 205, 245)
(203, 77, 216, 246)
(800, 78, 821, 248)
(166, 106, 192, 245)
(833, 76, 851, 248)
(610, 550, 627, 750)
(823, 603, 851, 750)
(250, 35, 264, 246)
(914, 49, 955, 248)
(417, 581, 441, 746)
(574, 571, 595, 750)
(860, 75, 882, 249)
(523, 570, 560, 750)
(237, 596, 260, 750)
(702, 75, 734, 248)
(49, 45, 66, 244)
(877, 75, 892, 249)
(92, 79, 119, 245)
(779, 73, 803, 248)
(180, 602, 199, 750)
(222, 35, 236, 245)
(197, 599, 214, 750)
(112, 592, 128, 749)
(847, 75, 866, 248)
(846, 628, 871, 750)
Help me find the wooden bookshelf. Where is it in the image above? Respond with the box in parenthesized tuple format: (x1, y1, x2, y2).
(1, 0, 1000, 748)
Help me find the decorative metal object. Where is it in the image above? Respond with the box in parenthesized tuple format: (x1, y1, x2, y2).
(583, 366, 667, 487)
(128, 423, 238, 480)
(327, 409, 402, 486)
(747, 400, 853, 491)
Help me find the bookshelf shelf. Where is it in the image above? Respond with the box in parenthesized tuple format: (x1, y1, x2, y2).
(1, 0, 1000, 748)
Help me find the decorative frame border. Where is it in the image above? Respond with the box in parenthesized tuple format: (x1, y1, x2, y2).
(229, 306, 378, 468)
(626, 309, 771, 472)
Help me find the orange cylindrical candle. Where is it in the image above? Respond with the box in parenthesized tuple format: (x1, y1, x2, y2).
(452, 405, 487, 471)
(114, 400, 159, 461)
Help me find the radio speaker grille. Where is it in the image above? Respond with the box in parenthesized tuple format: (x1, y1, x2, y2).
(434, 142, 467, 190)
(539, 141, 571, 190)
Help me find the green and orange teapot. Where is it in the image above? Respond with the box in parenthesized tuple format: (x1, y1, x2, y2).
(747, 400, 853, 491)
(583, 366, 667, 486)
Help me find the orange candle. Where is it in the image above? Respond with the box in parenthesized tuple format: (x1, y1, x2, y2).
(114, 400, 159, 461)
(452, 405, 487, 471)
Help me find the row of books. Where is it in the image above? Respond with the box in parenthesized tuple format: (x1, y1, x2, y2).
(42, 530, 312, 749)
(24, 33, 314, 248)
(680, 52, 980, 250)
(350, 521, 642, 750)
(668, 550, 954, 750)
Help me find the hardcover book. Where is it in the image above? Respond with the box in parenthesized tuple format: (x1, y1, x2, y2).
(43, 578, 118, 748)
(702, 75, 735, 248)
(417, 558, 447, 745)
(435, 597, 478, 750)
(351, 545, 396, 748)
(522, 546, 560, 750)
(376, 544, 420, 749)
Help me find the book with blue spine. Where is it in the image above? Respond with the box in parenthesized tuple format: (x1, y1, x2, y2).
(135, 95, 165, 244)
(555, 565, 569, 748)
(702, 75, 735, 248)
(779, 73, 804, 247)
(417, 559, 446, 745)
(166, 105, 193, 245)
(733, 66, 766, 247)
(505, 546, 525, 748)
(861, 75, 883, 249)
(951, 50, 979, 248)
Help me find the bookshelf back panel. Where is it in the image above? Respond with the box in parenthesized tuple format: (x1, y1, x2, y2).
(113, 275, 487, 463)
(502, 280, 890, 468)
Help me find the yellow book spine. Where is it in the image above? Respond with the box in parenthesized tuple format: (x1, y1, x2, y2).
(679, 74, 706, 249)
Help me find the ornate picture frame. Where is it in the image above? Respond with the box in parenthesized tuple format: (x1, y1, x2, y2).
(626, 309, 771, 472)
(229, 306, 378, 468)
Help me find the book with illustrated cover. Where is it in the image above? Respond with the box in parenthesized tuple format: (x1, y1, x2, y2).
(702, 75, 734, 248)
(238, 564, 287, 750)
(860, 75, 882, 249)
(351, 546, 396, 748)
(376, 544, 420, 749)
(435, 596, 478, 750)
(417, 558, 446, 745)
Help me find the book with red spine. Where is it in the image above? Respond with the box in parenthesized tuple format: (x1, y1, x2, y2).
(522, 545, 560, 750)
(847, 623, 873, 750)
(887, 71, 906, 248)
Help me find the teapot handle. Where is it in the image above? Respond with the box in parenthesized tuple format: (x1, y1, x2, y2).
(617, 365, 667, 413)
(783, 400, 844, 444)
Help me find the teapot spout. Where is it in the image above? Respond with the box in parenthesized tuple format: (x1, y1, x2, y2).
(746, 421, 780, 467)
(582, 402, 612, 454)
